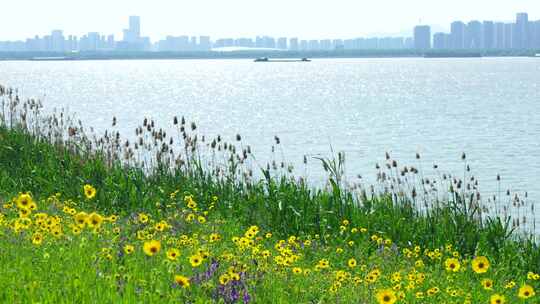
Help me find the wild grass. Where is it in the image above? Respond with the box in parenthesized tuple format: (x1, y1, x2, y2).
(0, 84, 539, 303)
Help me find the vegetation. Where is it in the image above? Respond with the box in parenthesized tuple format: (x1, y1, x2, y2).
(1, 48, 539, 61)
(1, 85, 539, 303)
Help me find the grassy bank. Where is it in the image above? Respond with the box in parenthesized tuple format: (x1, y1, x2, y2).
(1, 85, 539, 303)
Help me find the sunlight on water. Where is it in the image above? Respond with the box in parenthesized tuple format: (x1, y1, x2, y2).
(1, 57, 540, 203)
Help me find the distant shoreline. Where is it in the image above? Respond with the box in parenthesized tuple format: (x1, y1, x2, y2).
(1, 49, 538, 61)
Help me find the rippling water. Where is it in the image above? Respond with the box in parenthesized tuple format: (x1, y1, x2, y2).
(1, 58, 540, 203)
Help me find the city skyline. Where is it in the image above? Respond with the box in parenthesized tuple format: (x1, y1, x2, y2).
(0, 0, 538, 41)
(1, 12, 540, 52)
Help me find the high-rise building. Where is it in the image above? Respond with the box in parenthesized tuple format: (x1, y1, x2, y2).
(65, 35, 77, 52)
(515, 13, 529, 49)
(352, 38, 363, 49)
(289, 38, 299, 51)
(107, 35, 115, 49)
(535, 21, 540, 48)
(365, 38, 378, 49)
(504, 23, 514, 49)
(465, 21, 482, 49)
(190, 36, 197, 50)
(482, 21, 494, 49)
(414, 25, 431, 49)
(404, 37, 414, 49)
(319, 39, 331, 50)
(299, 40, 308, 50)
(51, 30, 65, 52)
(433, 33, 450, 49)
(123, 16, 141, 44)
(343, 39, 354, 49)
(308, 40, 320, 50)
(332, 39, 344, 49)
(199, 36, 211, 51)
(264, 36, 276, 48)
(528, 21, 538, 49)
(214, 38, 234, 48)
(255, 36, 263, 48)
(277, 37, 287, 50)
(377, 37, 403, 49)
(450, 21, 466, 49)
(129, 16, 141, 40)
(236, 38, 254, 48)
(254, 36, 275, 48)
(494, 22, 505, 49)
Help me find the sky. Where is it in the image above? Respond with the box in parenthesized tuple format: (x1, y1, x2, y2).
(0, 0, 538, 41)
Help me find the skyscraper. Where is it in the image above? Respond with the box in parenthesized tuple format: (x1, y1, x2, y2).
(494, 22, 505, 49)
(528, 21, 538, 49)
(515, 13, 529, 49)
(504, 23, 514, 49)
(366, 38, 379, 49)
(413, 25, 431, 50)
(199, 36, 211, 51)
(289, 38, 299, 51)
(482, 21, 494, 49)
(107, 35, 115, 49)
(450, 21, 466, 49)
(465, 21, 482, 49)
(190, 36, 197, 50)
(277, 37, 287, 50)
(433, 33, 450, 49)
(332, 39, 344, 49)
(51, 30, 65, 52)
(308, 40, 320, 50)
(123, 16, 141, 43)
(129, 16, 141, 40)
(404, 37, 414, 49)
(86, 32, 100, 51)
(535, 21, 540, 48)
(320, 39, 332, 50)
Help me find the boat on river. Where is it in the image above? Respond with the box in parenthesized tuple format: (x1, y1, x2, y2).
(254, 57, 311, 62)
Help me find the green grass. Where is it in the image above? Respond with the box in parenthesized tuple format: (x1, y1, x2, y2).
(1, 86, 540, 303)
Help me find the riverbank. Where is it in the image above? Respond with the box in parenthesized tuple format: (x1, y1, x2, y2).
(1, 49, 539, 61)
(1, 86, 539, 302)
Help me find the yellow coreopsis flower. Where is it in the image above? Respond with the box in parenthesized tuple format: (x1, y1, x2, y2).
(19, 208, 31, 218)
(72, 226, 81, 235)
(138, 213, 149, 224)
(155, 222, 166, 232)
(376, 289, 397, 304)
(490, 294, 506, 304)
(174, 275, 190, 288)
(219, 273, 230, 285)
(518, 284, 535, 299)
(209, 233, 220, 242)
(143, 240, 161, 256)
(16, 193, 34, 210)
(87, 212, 103, 229)
(189, 254, 203, 267)
(444, 258, 461, 272)
(32, 232, 43, 245)
(124, 244, 135, 255)
(471, 256, 490, 274)
(481, 278, 494, 290)
(83, 184, 97, 199)
(166, 248, 180, 261)
(74, 212, 88, 227)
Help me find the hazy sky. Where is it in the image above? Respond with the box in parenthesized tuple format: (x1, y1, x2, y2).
(0, 0, 538, 40)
